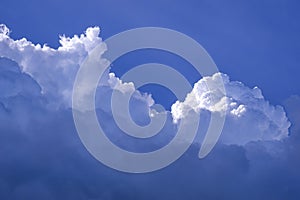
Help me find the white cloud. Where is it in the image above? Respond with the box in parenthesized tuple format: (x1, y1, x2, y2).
(0, 23, 291, 146)
(171, 73, 291, 145)
(0, 23, 299, 200)
(0, 24, 106, 107)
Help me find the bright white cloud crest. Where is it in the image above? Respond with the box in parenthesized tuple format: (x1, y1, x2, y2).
(0, 24, 291, 147)
(172, 73, 290, 145)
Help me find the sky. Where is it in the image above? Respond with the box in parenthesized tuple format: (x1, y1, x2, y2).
(0, 0, 300, 199)
(2, 0, 300, 104)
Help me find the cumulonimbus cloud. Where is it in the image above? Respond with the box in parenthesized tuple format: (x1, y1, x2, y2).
(0, 23, 299, 200)
(0, 24, 291, 146)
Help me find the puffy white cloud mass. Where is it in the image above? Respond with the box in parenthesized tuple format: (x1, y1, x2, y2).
(0, 24, 298, 200)
(0, 24, 290, 146)
(172, 73, 291, 145)
(0, 24, 105, 107)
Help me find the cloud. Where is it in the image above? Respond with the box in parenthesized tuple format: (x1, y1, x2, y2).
(284, 95, 300, 136)
(0, 23, 291, 146)
(0, 24, 299, 200)
(172, 72, 291, 145)
(0, 24, 105, 108)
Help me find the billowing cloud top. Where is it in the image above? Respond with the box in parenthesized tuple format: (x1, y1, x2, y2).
(0, 24, 103, 107)
(0, 24, 298, 200)
(0, 24, 290, 145)
(172, 73, 291, 144)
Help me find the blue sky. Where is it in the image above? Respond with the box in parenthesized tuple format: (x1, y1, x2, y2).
(1, 0, 300, 199)
(2, 0, 300, 104)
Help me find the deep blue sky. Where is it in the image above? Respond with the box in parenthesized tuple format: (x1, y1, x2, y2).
(1, 0, 299, 106)
(1, 1, 300, 199)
